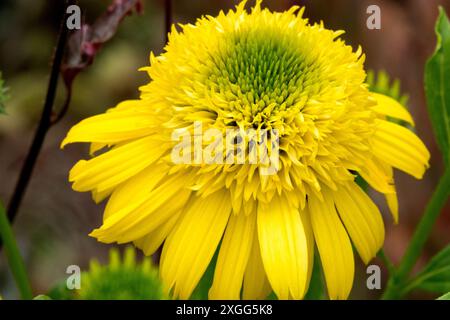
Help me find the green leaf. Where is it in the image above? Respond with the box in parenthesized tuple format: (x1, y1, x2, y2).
(304, 252, 325, 300)
(355, 174, 369, 192)
(407, 245, 450, 294)
(437, 292, 450, 300)
(436, 292, 450, 300)
(190, 250, 218, 300)
(425, 7, 450, 164)
(33, 295, 52, 300)
(47, 280, 76, 300)
(0, 201, 33, 299)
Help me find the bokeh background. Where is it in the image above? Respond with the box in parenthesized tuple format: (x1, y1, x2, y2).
(0, 0, 449, 299)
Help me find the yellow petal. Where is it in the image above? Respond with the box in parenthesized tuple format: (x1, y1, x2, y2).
(134, 211, 182, 256)
(69, 136, 168, 193)
(89, 142, 107, 156)
(359, 157, 395, 194)
(333, 182, 385, 264)
(358, 157, 399, 223)
(385, 192, 399, 224)
(102, 163, 168, 221)
(257, 194, 312, 300)
(242, 229, 272, 300)
(209, 212, 256, 299)
(61, 101, 157, 147)
(309, 192, 354, 300)
(372, 119, 430, 179)
(115, 189, 190, 243)
(160, 190, 232, 299)
(371, 93, 415, 126)
(91, 187, 115, 204)
(91, 172, 191, 243)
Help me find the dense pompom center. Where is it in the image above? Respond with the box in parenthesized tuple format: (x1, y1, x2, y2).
(139, 4, 378, 202)
(206, 29, 319, 130)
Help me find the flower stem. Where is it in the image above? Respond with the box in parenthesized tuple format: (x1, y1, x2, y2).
(397, 169, 450, 276)
(382, 168, 450, 299)
(5, 0, 72, 225)
(0, 201, 32, 299)
(164, 0, 172, 44)
(377, 249, 395, 276)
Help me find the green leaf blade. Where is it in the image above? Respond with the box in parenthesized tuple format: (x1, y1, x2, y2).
(425, 7, 450, 164)
(304, 252, 325, 300)
(437, 292, 450, 300)
(0, 201, 33, 299)
(408, 245, 450, 294)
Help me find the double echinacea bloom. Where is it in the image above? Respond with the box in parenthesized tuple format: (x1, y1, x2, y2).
(62, 0, 430, 299)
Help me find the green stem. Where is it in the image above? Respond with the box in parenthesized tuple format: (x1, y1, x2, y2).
(397, 168, 450, 277)
(382, 168, 450, 299)
(378, 249, 395, 276)
(0, 201, 32, 299)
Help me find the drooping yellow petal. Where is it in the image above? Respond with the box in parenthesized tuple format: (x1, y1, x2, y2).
(372, 119, 430, 179)
(257, 194, 312, 300)
(91, 186, 115, 204)
(359, 157, 395, 194)
(359, 157, 399, 223)
(242, 229, 272, 300)
(134, 212, 182, 256)
(89, 142, 108, 156)
(69, 136, 168, 193)
(91, 172, 192, 243)
(209, 211, 256, 299)
(385, 192, 399, 224)
(371, 93, 415, 126)
(61, 100, 157, 147)
(302, 206, 315, 286)
(102, 163, 169, 221)
(113, 189, 190, 244)
(333, 182, 385, 264)
(160, 190, 232, 299)
(309, 192, 354, 300)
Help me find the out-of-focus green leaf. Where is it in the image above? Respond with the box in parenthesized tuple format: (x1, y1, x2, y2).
(304, 252, 325, 300)
(0, 72, 9, 114)
(47, 281, 76, 300)
(190, 250, 218, 300)
(407, 245, 450, 294)
(355, 174, 369, 192)
(0, 201, 32, 299)
(437, 292, 450, 300)
(425, 7, 450, 164)
(33, 294, 52, 300)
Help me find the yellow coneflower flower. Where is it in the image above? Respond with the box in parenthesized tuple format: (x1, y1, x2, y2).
(62, 0, 430, 300)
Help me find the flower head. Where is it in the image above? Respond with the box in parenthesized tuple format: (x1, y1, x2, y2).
(79, 247, 165, 300)
(62, 0, 430, 299)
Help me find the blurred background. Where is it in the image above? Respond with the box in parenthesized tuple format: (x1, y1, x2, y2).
(0, 0, 449, 299)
